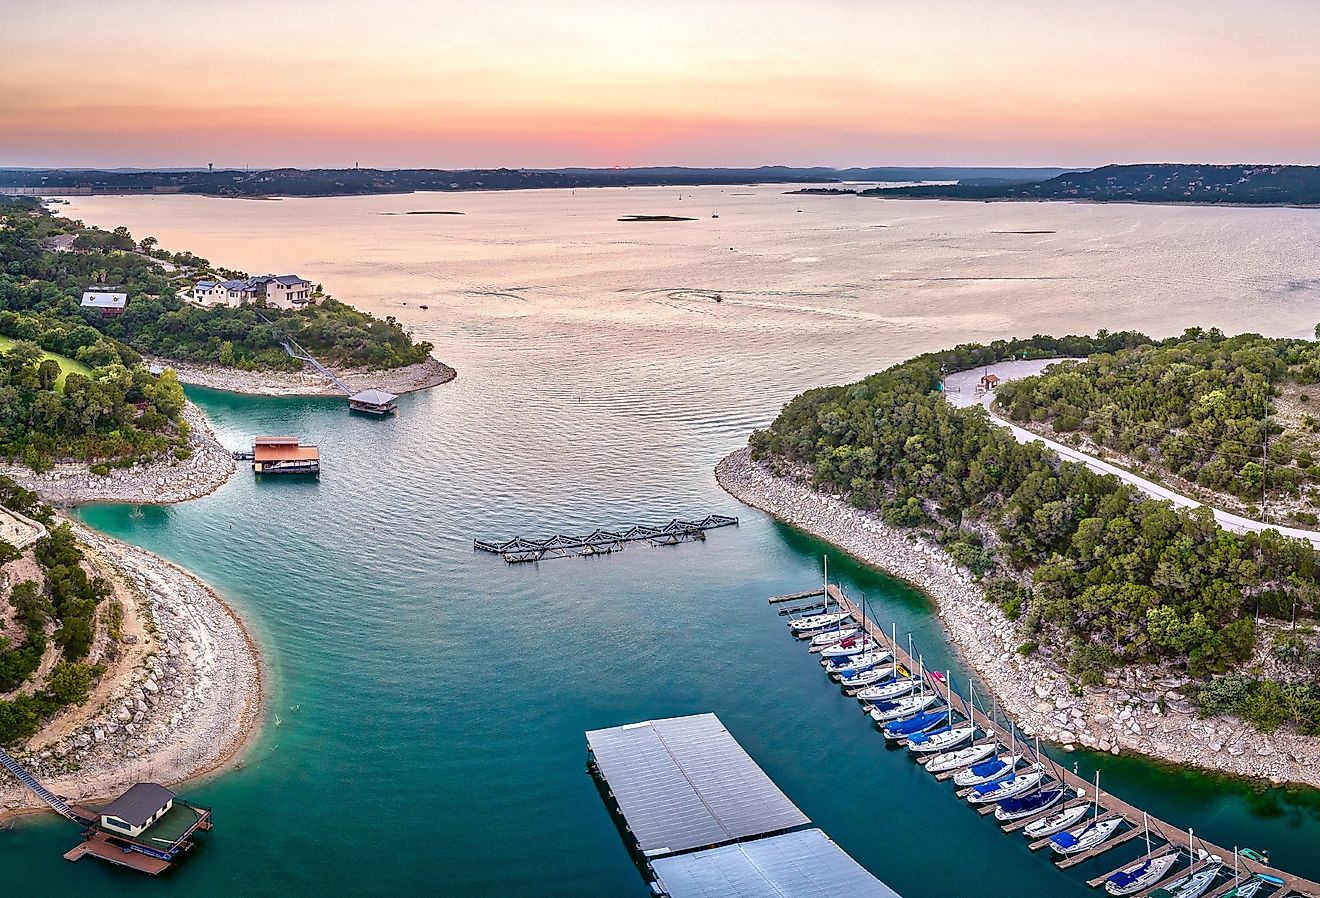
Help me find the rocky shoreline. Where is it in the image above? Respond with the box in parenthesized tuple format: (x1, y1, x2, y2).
(0, 402, 235, 507)
(152, 354, 456, 397)
(716, 445, 1320, 789)
(0, 520, 262, 821)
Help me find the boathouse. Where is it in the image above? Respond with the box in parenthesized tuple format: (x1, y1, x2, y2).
(252, 436, 320, 475)
(348, 388, 399, 415)
(99, 782, 174, 838)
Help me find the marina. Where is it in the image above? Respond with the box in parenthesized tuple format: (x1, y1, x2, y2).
(586, 713, 902, 897)
(474, 514, 738, 563)
(780, 582, 1320, 898)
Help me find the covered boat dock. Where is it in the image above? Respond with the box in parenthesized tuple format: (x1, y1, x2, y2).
(587, 713, 902, 897)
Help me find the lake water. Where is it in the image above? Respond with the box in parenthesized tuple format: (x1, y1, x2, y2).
(4, 187, 1320, 895)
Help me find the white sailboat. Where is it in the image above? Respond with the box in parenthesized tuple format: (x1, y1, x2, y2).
(1104, 813, 1178, 895)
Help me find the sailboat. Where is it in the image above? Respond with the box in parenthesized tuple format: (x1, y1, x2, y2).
(967, 768, 1046, 805)
(868, 692, 938, 722)
(1023, 803, 1089, 839)
(1218, 848, 1285, 898)
(790, 557, 848, 633)
(924, 741, 998, 774)
(855, 674, 920, 703)
(1051, 771, 1123, 856)
(883, 708, 949, 740)
(954, 722, 1021, 786)
(824, 650, 891, 675)
(907, 672, 975, 753)
(809, 626, 859, 648)
(1104, 814, 1178, 895)
(819, 636, 880, 659)
(994, 786, 1065, 821)
(1149, 861, 1223, 898)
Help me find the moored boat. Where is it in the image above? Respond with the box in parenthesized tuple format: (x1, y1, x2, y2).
(788, 611, 851, 633)
(809, 627, 859, 647)
(953, 754, 1022, 786)
(855, 676, 920, 703)
(1105, 853, 1179, 896)
(839, 665, 896, 689)
(868, 692, 938, 723)
(967, 769, 1045, 805)
(1022, 803, 1089, 839)
(1148, 861, 1223, 898)
(883, 708, 949, 740)
(924, 741, 997, 774)
(819, 635, 878, 658)
(994, 787, 1064, 821)
(908, 724, 976, 754)
(823, 650, 892, 676)
(1050, 816, 1123, 855)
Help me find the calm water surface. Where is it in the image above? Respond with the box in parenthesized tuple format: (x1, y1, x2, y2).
(4, 189, 1320, 895)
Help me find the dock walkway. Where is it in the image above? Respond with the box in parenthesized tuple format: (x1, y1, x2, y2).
(821, 583, 1320, 898)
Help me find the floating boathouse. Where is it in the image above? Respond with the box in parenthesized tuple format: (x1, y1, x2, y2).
(251, 436, 320, 475)
(348, 388, 399, 415)
(586, 713, 901, 897)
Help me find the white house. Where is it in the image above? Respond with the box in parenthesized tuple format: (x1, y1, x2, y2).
(190, 280, 230, 307)
(187, 274, 314, 309)
(259, 274, 313, 309)
(99, 782, 175, 839)
(81, 290, 128, 316)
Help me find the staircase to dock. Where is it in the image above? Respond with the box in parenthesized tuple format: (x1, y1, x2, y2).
(0, 746, 84, 823)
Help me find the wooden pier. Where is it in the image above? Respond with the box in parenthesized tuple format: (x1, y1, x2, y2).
(816, 583, 1320, 898)
(474, 515, 738, 563)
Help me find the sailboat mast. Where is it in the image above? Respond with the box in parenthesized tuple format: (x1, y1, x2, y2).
(1093, 771, 1100, 820)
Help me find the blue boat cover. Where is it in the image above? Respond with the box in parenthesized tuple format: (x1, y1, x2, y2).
(908, 725, 951, 745)
(999, 789, 1061, 814)
(968, 757, 1006, 777)
(1107, 859, 1151, 889)
(1051, 831, 1079, 849)
(884, 710, 942, 736)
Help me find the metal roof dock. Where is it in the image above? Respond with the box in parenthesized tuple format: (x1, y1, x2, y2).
(587, 713, 903, 897)
(651, 829, 903, 898)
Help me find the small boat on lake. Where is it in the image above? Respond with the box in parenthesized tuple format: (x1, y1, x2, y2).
(967, 769, 1045, 805)
(1105, 814, 1177, 896)
(882, 708, 948, 740)
(823, 650, 891, 676)
(924, 741, 997, 774)
(1023, 803, 1089, 839)
(953, 754, 1022, 786)
(809, 627, 858, 647)
(854, 676, 920, 703)
(788, 611, 851, 633)
(868, 692, 938, 723)
(819, 635, 878, 658)
(838, 665, 895, 689)
(1148, 861, 1223, 898)
(907, 724, 975, 754)
(1050, 816, 1123, 856)
(994, 787, 1065, 822)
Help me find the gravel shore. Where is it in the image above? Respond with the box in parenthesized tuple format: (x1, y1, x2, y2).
(0, 402, 235, 507)
(717, 445, 1320, 788)
(0, 520, 262, 821)
(152, 354, 456, 397)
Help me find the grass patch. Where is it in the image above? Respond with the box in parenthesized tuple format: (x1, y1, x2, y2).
(0, 335, 93, 388)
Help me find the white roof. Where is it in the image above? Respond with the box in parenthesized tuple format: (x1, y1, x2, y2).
(586, 713, 808, 857)
(651, 829, 903, 898)
(81, 291, 128, 309)
(350, 389, 398, 405)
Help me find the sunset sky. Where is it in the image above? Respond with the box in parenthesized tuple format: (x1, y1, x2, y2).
(5, 0, 1320, 169)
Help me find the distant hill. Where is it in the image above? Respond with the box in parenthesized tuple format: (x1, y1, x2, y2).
(864, 163, 1320, 206)
(0, 165, 1070, 197)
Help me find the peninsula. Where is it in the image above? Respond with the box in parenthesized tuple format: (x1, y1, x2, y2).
(719, 330, 1320, 787)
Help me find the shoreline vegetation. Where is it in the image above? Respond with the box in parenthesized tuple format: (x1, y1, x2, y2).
(717, 446, 1320, 787)
(149, 353, 456, 398)
(720, 329, 1320, 789)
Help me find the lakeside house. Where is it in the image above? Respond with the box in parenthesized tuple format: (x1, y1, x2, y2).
(80, 290, 128, 316)
(187, 274, 315, 309)
(44, 234, 77, 252)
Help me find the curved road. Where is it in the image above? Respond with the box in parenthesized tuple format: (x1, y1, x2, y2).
(943, 359, 1320, 548)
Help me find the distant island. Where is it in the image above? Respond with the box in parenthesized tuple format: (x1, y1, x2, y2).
(618, 214, 697, 222)
(0, 166, 1070, 199)
(864, 163, 1320, 206)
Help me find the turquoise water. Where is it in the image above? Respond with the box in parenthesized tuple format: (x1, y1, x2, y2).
(2, 383, 1319, 895)
(6, 189, 1320, 894)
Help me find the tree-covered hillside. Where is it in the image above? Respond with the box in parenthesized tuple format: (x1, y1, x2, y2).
(751, 333, 1320, 734)
(0, 197, 432, 370)
(995, 330, 1320, 524)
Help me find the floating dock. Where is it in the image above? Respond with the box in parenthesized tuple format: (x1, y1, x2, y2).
(475, 515, 738, 563)
(587, 713, 902, 897)
(251, 436, 320, 475)
(791, 582, 1320, 898)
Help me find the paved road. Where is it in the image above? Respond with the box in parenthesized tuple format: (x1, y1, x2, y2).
(943, 360, 1320, 548)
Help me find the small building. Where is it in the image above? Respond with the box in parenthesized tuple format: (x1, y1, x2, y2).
(99, 782, 174, 838)
(261, 274, 313, 309)
(977, 372, 1001, 393)
(81, 290, 128, 316)
(348, 388, 399, 415)
(65, 781, 213, 875)
(252, 436, 320, 475)
(190, 279, 230, 306)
